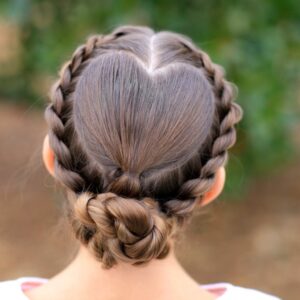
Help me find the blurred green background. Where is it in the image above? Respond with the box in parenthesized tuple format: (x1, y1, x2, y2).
(0, 0, 299, 193)
(0, 1, 300, 299)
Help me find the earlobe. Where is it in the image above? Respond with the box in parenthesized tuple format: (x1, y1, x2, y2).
(42, 135, 55, 177)
(199, 167, 226, 207)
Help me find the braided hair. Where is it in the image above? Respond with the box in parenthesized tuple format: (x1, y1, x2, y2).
(45, 25, 243, 269)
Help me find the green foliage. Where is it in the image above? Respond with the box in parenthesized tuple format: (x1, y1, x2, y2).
(0, 0, 299, 193)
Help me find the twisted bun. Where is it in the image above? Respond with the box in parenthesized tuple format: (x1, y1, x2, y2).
(72, 192, 175, 268)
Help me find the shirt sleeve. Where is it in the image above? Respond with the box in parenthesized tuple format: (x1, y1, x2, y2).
(0, 279, 28, 299)
(223, 285, 281, 300)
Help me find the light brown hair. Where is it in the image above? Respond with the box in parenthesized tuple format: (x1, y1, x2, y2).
(45, 25, 243, 269)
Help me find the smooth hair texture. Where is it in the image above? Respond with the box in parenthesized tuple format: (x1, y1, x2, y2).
(45, 25, 243, 269)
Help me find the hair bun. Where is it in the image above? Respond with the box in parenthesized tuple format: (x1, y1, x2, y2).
(71, 192, 174, 268)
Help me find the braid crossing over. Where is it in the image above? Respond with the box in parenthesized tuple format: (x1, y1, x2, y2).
(45, 26, 243, 268)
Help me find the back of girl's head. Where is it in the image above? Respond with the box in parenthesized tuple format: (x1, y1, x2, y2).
(45, 25, 243, 269)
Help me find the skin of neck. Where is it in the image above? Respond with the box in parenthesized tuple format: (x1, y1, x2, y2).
(25, 243, 216, 300)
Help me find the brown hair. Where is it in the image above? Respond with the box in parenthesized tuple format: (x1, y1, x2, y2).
(45, 25, 243, 269)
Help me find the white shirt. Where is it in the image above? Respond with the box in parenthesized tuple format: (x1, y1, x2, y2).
(0, 277, 281, 299)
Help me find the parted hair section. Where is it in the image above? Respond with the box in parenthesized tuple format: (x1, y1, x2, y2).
(45, 25, 243, 269)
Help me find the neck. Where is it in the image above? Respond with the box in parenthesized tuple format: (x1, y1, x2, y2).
(26, 245, 216, 300)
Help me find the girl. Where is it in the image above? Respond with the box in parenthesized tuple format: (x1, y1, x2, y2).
(0, 25, 280, 300)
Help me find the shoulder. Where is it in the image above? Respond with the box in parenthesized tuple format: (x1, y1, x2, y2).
(202, 282, 281, 300)
(0, 277, 47, 300)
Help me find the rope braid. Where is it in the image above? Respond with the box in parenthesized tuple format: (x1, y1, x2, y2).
(45, 35, 107, 193)
(163, 48, 243, 220)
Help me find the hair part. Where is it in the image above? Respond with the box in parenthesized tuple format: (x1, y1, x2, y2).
(45, 25, 243, 269)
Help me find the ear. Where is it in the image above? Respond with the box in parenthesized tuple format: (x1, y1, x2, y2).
(199, 167, 226, 207)
(42, 134, 55, 177)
